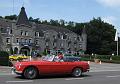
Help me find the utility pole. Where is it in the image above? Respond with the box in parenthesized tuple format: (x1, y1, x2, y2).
(117, 32, 119, 56)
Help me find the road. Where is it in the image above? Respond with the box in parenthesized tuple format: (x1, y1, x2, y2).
(0, 62, 120, 84)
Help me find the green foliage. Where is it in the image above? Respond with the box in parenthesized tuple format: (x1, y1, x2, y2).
(42, 50, 48, 56)
(0, 51, 9, 66)
(10, 47, 13, 55)
(0, 16, 3, 18)
(14, 47, 18, 54)
(85, 17, 116, 54)
(0, 51, 9, 57)
(81, 54, 120, 63)
(3, 15, 117, 55)
(112, 56, 120, 61)
(4, 15, 17, 20)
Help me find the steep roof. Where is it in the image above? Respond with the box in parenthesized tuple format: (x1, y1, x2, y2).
(35, 24, 76, 34)
(16, 7, 31, 26)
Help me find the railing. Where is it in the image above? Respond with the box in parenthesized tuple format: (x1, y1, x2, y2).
(19, 42, 34, 46)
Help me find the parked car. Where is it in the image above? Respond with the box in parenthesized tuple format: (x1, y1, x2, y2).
(12, 55, 89, 79)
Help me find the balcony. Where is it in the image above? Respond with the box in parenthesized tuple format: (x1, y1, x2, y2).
(19, 42, 34, 46)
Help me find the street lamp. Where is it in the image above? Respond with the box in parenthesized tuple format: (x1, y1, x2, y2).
(115, 31, 119, 56)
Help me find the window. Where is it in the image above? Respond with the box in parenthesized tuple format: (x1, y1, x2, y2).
(61, 43, 63, 47)
(21, 38, 24, 42)
(53, 35, 56, 39)
(25, 31, 28, 36)
(0, 28, 6, 33)
(16, 38, 19, 43)
(35, 32, 40, 37)
(29, 39, 32, 43)
(35, 40, 39, 45)
(53, 42, 56, 47)
(25, 39, 28, 43)
(6, 38, 10, 43)
(21, 30, 24, 36)
(7, 27, 12, 34)
(57, 33, 61, 39)
(68, 41, 71, 47)
(61, 35, 63, 39)
(79, 45, 82, 48)
(10, 29, 12, 34)
(63, 34, 67, 39)
(46, 42, 49, 46)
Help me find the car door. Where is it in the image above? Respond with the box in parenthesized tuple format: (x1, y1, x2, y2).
(50, 61, 72, 74)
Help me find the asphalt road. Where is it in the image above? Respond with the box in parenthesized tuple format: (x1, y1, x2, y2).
(0, 62, 120, 84)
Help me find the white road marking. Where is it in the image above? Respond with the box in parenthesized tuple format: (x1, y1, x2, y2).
(65, 78, 84, 80)
(6, 80, 33, 83)
(107, 75, 120, 78)
(90, 70, 120, 72)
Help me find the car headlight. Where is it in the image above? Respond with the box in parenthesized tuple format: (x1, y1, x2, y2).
(18, 63, 21, 69)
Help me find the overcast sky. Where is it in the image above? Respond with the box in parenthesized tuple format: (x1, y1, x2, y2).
(0, 0, 120, 31)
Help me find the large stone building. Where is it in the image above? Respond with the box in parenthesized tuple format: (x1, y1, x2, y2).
(0, 7, 87, 56)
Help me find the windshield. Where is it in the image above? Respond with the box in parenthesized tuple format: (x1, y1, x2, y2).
(42, 55, 55, 61)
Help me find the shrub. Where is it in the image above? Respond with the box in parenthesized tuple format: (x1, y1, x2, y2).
(112, 56, 120, 61)
(0, 51, 9, 66)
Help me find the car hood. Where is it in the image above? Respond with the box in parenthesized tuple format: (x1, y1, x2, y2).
(14, 60, 50, 66)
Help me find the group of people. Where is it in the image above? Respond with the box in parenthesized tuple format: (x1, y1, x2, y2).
(54, 52, 64, 62)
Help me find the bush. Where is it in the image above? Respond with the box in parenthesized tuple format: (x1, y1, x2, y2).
(112, 56, 120, 61)
(81, 54, 120, 64)
(0, 51, 9, 66)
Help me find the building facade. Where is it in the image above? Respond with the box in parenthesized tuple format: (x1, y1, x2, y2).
(0, 7, 87, 56)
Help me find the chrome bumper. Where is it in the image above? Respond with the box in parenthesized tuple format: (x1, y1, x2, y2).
(11, 67, 22, 75)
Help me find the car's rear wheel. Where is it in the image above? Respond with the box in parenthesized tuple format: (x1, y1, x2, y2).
(72, 68, 82, 77)
(23, 67, 38, 79)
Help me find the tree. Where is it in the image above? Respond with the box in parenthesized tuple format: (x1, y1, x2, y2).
(14, 47, 18, 54)
(0, 16, 3, 18)
(29, 17, 34, 22)
(85, 17, 116, 54)
(4, 15, 17, 20)
(10, 47, 13, 55)
(59, 19, 65, 26)
(50, 19, 60, 26)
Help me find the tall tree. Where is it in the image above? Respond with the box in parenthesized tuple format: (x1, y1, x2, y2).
(4, 15, 17, 20)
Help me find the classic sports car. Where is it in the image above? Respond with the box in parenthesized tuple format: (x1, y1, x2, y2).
(12, 55, 89, 79)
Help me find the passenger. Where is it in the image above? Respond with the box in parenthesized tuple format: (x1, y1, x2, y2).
(57, 53, 64, 61)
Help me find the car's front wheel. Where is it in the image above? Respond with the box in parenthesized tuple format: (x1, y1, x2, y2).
(23, 67, 38, 79)
(72, 68, 82, 77)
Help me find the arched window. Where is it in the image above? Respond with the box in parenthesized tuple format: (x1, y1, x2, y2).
(14, 47, 18, 54)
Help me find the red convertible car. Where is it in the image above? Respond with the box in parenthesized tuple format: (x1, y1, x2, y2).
(12, 55, 89, 79)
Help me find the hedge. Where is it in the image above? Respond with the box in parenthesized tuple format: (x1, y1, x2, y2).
(81, 55, 120, 63)
(0, 51, 9, 66)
